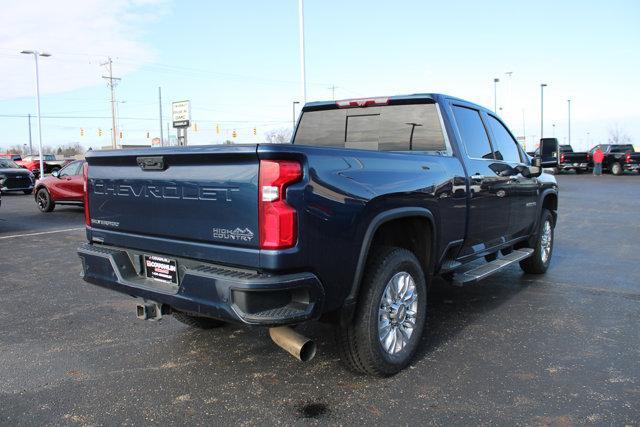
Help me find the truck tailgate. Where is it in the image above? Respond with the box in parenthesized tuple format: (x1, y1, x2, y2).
(86, 146, 259, 249)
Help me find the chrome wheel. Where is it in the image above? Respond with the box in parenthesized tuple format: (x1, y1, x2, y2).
(378, 271, 418, 355)
(540, 219, 552, 264)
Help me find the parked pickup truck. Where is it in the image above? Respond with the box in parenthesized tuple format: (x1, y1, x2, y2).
(558, 144, 589, 174)
(589, 144, 640, 175)
(19, 154, 72, 176)
(78, 94, 559, 376)
(529, 141, 587, 174)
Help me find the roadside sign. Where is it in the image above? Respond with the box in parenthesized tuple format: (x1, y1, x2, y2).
(172, 100, 191, 128)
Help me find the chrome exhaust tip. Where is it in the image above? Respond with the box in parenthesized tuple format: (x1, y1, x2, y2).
(268, 326, 316, 362)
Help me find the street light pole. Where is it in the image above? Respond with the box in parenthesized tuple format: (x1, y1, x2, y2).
(567, 99, 571, 147)
(21, 50, 50, 179)
(493, 78, 500, 112)
(540, 83, 547, 139)
(292, 101, 300, 134)
(298, 0, 307, 103)
(27, 113, 33, 155)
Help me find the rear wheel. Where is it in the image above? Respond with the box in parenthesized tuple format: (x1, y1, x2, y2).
(337, 246, 427, 376)
(520, 209, 554, 274)
(611, 162, 623, 176)
(35, 188, 55, 212)
(173, 311, 226, 329)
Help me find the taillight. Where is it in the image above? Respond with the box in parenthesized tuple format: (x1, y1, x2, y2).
(586, 153, 590, 161)
(336, 97, 389, 108)
(625, 153, 631, 163)
(258, 160, 301, 249)
(560, 153, 565, 162)
(83, 162, 90, 226)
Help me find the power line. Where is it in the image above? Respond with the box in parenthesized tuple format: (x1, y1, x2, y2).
(0, 113, 290, 123)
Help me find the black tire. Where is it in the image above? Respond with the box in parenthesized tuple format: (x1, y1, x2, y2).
(611, 162, 623, 176)
(173, 311, 225, 329)
(23, 189, 32, 195)
(337, 246, 427, 376)
(520, 209, 554, 274)
(35, 188, 55, 212)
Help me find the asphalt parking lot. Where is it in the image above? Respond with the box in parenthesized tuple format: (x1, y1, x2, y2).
(1, 174, 639, 425)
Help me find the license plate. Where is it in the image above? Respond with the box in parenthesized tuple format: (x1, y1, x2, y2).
(144, 255, 179, 285)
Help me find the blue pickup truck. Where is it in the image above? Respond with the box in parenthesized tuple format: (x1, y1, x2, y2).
(78, 94, 559, 376)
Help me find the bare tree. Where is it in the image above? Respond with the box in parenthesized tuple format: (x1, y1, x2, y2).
(264, 128, 292, 144)
(608, 124, 632, 145)
(6, 144, 23, 154)
(55, 142, 83, 157)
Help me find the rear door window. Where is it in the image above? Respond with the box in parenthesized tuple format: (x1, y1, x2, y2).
(451, 105, 493, 160)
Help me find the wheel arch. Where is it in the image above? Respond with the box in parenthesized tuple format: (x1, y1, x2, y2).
(341, 207, 436, 324)
(540, 190, 558, 225)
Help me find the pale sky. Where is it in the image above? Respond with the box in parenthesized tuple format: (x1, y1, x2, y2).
(1, 0, 639, 152)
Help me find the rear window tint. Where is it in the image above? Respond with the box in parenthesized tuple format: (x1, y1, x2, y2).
(295, 104, 447, 152)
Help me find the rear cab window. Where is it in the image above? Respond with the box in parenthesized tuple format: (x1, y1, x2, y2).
(294, 102, 450, 154)
(610, 145, 634, 153)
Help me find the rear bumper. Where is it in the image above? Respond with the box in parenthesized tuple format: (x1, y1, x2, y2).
(623, 163, 639, 171)
(560, 163, 588, 170)
(77, 243, 324, 326)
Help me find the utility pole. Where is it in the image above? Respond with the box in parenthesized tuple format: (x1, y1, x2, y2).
(493, 78, 500, 112)
(505, 71, 513, 118)
(27, 114, 33, 155)
(521, 109, 526, 148)
(158, 87, 164, 146)
(567, 99, 571, 146)
(328, 84, 337, 100)
(298, 0, 307, 103)
(101, 57, 121, 149)
(540, 83, 547, 139)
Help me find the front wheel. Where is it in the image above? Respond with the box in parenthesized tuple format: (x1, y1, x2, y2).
(520, 209, 554, 274)
(611, 162, 623, 176)
(337, 246, 427, 376)
(35, 188, 55, 212)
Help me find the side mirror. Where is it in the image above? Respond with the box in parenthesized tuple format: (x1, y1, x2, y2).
(51, 170, 59, 178)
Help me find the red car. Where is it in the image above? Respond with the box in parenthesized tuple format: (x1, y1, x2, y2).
(34, 160, 86, 212)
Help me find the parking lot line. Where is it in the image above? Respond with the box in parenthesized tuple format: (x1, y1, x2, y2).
(0, 227, 85, 240)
